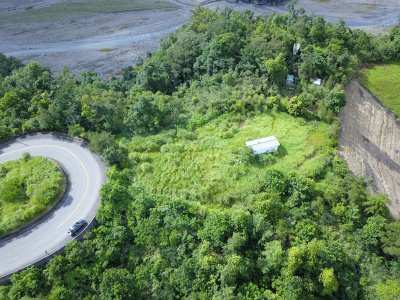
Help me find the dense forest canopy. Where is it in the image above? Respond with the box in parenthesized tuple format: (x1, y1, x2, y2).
(1, 3, 400, 299)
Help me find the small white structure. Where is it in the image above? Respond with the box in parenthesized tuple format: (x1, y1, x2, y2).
(246, 136, 280, 155)
(286, 75, 295, 88)
(314, 78, 322, 86)
(293, 43, 301, 56)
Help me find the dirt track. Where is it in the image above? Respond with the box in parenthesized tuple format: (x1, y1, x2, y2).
(340, 80, 400, 219)
(0, 0, 399, 78)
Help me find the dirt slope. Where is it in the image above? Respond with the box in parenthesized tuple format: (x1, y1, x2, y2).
(339, 80, 400, 220)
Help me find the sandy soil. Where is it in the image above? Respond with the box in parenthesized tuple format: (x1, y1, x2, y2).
(0, 0, 399, 78)
(340, 80, 400, 220)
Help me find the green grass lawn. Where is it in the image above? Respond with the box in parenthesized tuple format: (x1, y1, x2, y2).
(359, 61, 400, 118)
(0, 155, 65, 236)
(121, 112, 333, 207)
(1, 1, 178, 23)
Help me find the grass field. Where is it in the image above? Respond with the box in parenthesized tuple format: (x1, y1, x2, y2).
(0, 155, 65, 236)
(121, 112, 334, 207)
(359, 61, 400, 118)
(1, 1, 177, 23)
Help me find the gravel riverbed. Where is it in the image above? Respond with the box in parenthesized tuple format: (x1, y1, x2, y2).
(0, 0, 399, 78)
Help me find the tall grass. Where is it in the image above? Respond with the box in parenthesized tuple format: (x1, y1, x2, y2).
(0, 156, 65, 236)
(359, 61, 400, 118)
(122, 112, 333, 207)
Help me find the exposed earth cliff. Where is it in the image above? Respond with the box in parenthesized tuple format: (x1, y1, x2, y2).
(340, 80, 400, 219)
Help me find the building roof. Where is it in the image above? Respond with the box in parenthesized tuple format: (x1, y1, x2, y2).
(246, 136, 280, 152)
(287, 75, 294, 81)
(314, 78, 322, 86)
(293, 43, 301, 55)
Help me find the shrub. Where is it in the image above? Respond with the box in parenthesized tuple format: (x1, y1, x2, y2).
(257, 153, 275, 166)
(238, 146, 255, 164)
(187, 114, 207, 131)
(261, 169, 287, 195)
(323, 86, 346, 114)
(89, 131, 114, 155)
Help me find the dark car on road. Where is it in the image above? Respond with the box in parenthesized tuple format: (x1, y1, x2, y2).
(68, 219, 87, 236)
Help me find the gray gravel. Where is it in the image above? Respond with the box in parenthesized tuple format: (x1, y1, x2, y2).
(0, 0, 398, 78)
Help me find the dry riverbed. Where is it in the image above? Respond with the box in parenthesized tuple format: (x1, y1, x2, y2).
(0, 0, 399, 78)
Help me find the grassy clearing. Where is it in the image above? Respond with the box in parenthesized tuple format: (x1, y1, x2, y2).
(1, 1, 178, 23)
(121, 112, 333, 207)
(359, 61, 400, 118)
(0, 155, 65, 236)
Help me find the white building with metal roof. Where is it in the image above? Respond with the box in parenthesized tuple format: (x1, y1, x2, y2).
(246, 136, 280, 155)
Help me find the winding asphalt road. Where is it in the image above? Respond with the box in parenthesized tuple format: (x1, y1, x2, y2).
(0, 132, 107, 279)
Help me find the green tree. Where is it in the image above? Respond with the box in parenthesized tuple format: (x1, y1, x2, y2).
(284, 246, 303, 276)
(8, 266, 47, 299)
(198, 212, 234, 249)
(257, 240, 284, 275)
(323, 85, 346, 114)
(135, 59, 173, 94)
(194, 32, 242, 75)
(263, 53, 288, 86)
(287, 176, 314, 202)
(0, 91, 30, 122)
(68, 124, 86, 138)
(89, 131, 114, 155)
(376, 280, 400, 300)
(255, 194, 283, 225)
(219, 254, 245, 287)
(99, 181, 130, 208)
(99, 268, 139, 300)
(125, 94, 162, 134)
(332, 202, 350, 223)
(274, 275, 304, 300)
(380, 221, 400, 256)
(363, 192, 390, 218)
(287, 96, 305, 117)
(0, 175, 24, 204)
(103, 146, 127, 166)
(0, 53, 23, 78)
(310, 16, 327, 44)
(319, 268, 339, 296)
(4, 61, 50, 95)
(356, 215, 386, 250)
(261, 169, 287, 195)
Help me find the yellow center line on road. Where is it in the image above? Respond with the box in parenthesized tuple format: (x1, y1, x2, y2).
(0, 145, 89, 229)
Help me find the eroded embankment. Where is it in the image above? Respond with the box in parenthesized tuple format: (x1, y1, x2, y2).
(339, 79, 400, 220)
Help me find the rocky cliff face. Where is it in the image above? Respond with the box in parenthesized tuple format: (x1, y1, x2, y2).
(339, 79, 400, 219)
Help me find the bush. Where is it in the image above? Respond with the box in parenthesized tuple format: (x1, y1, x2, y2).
(261, 169, 287, 195)
(68, 124, 86, 138)
(238, 146, 255, 164)
(103, 146, 126, 166)
(0, 54, 24, 78)
(89, 131, 114, 155)
(323, 86, 346, 114)
(187, 114, 207, 131)
(257, 153, 275, 166)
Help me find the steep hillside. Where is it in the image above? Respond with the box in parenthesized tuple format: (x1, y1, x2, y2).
(340, 79, 400, 219)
